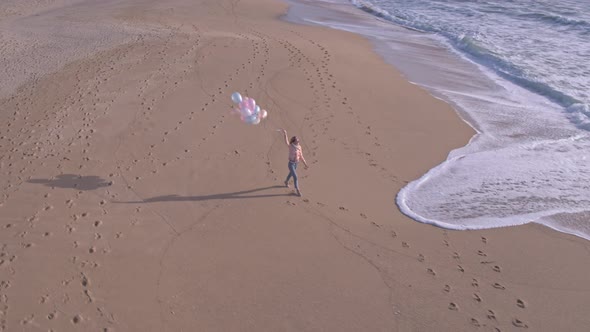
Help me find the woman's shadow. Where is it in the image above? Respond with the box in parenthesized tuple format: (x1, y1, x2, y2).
(28, 174, 111, 191)
(117, 185, 293, 204)
(28, 175, 294, 202)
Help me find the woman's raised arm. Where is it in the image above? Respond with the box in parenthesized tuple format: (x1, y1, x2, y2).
(280, 129, 289, 146)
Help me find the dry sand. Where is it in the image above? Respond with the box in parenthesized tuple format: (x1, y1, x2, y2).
(1, 0, 589, 331)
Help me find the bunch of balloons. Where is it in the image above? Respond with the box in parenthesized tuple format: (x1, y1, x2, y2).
(230, 92, 268, 125)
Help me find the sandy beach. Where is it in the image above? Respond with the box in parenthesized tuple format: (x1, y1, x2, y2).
(1, 0, 589, 331)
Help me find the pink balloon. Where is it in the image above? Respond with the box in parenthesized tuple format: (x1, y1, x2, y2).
(247, 97, 256, 110)
(234, 96, 266, 124)
(238, 100, 248, 110)
(240, 107, 252, 117)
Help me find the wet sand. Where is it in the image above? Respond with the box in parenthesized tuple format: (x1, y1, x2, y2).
(1, 0, 589, 331)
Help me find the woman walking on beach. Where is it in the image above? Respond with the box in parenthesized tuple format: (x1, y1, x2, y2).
(280, 129, 308, 197)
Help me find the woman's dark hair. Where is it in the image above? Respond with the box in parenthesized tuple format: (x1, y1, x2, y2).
(290, 136, 298, 144)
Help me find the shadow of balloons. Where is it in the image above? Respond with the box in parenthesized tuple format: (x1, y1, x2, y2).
(28, 174, 111, 191)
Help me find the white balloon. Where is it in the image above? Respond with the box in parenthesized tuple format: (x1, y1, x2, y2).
(231, 92, 242, 104)
(229, 93, 267, 125)
(244, 114, 258, 124)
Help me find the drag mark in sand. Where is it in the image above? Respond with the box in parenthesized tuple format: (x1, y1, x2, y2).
(111, 24, 288, 184)
(154, 204, 220, 331)
(0, 20, 203, 328)
(113, 24, 204, 180)
(283, 29, 399, 183)
(288, 196, 532, 330)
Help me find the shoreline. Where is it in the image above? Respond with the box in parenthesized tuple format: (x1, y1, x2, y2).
(1, 0, 590, 331)
(283, 0, 590, 242)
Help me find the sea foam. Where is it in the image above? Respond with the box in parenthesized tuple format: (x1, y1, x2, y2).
(286, 0, 590, 240)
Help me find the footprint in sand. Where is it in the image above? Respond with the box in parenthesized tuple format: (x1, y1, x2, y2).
(487, 309, 497, 320)
(417, 254, 425, 262)
(448, 302, 459, 311)
(401, 242, 409, 248)
(473, 293, 482, 302)
(452, 252, 460, 260)
(512, 318, 528, 328)
(0, 281, 11, 290)
(457, 265, 465, 272)
(20, 314, 35, 326)
(492, 283, 506, 290)
(39, 295, 49, 304)
(72, 314, 82, 324)
(427, 268, 436, 276)
(477, 250, 487, 257)
(472, 279, 479, 288)
(471, 318, 481, 327)
(444, 285, 451, 293)
(517, 299, 526, 308)
(81, 274, 89, 287)
(481, 236, 488, 244)
(492, 265, 502, 272)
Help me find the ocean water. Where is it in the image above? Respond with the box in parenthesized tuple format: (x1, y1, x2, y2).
(285, 0, 590, 240)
